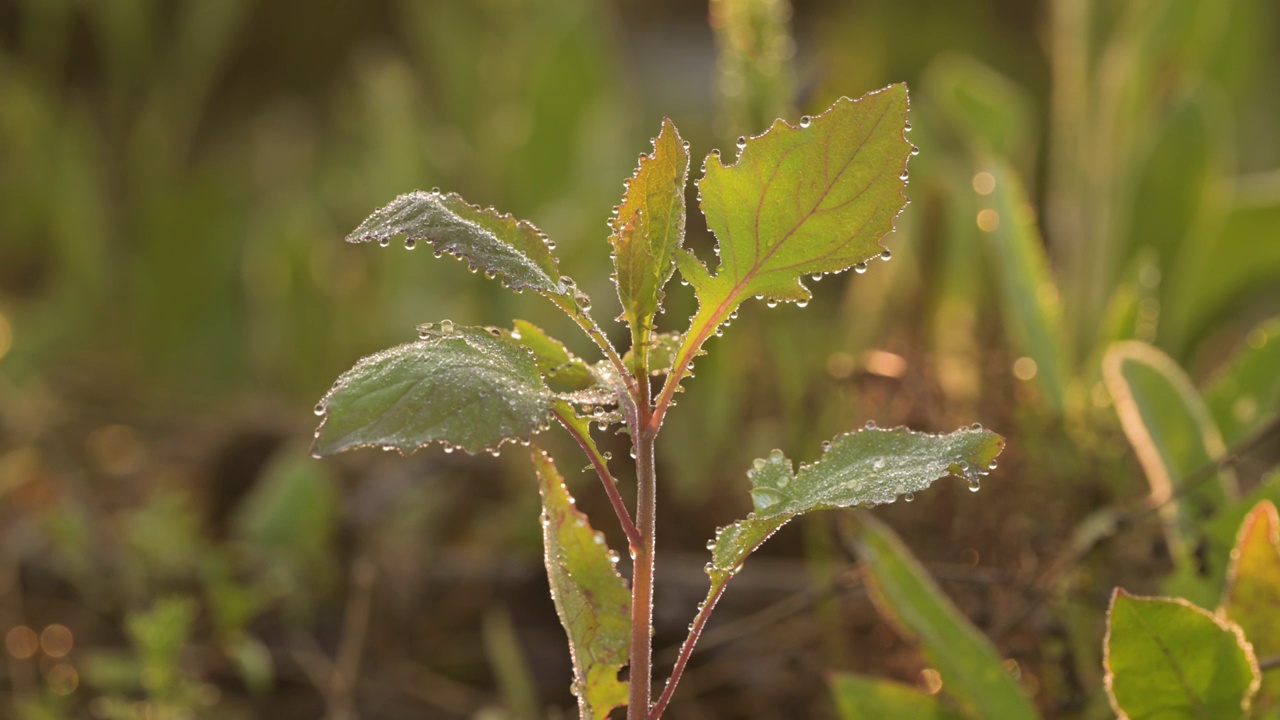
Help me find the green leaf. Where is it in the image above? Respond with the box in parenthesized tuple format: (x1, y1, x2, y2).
(609, 118, 689, 365)
(830, 673, 966, 720)
(532, 449, 630, 720)
(853, 514, 1039, 720)
(505, 319, 600, 392)
(313, 325, 552, 456)
(346, 190, 568, 296)
(1206, 318, 1280, 445)
(980, 161, 1068, 414)
(709, 424, 1004, 575)
(1105, 590, 1259, 720)
(685, 84, 912, 310)
(1103, 341, 1238, 570)
(1221, 501, 1280, 716)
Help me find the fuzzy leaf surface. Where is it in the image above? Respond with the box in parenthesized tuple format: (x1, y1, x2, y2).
(1105, 590, 1258, 720)
(1221, 501, 1280, 716)
(687, 84, 911, 310)
(312, 326, 552, 456)
(854, 514, 1039, 720)
(533, 449, 630, 720)
(504, 319, 598, 391)
(610, 119, 689, 360)
(347, 190, 567, 296)
(709, 425, 1003, 575)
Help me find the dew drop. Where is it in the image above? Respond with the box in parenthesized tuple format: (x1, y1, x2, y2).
(404, 238, 417, 250)
(768, 448, 784, 461)
(439, 319, 455, 334)
(820, 441, 832, 451)
(766, 300, 778, 308)
(873, 458, 885, 470)
(706, 539, 717, 551)
(904, 121, 913, 132)
(682, 140, 691, 150)
(313, 403, 325, 416)
(903, 493, 915, 503)
(865, 420, 877, 430)
(854, 262, 868, 274)
(736, 136, 747, 149)
(796, 300, 809, 308)
(968, 479, 981, 493)
(377, 237, 390, 247)
(988, 460, 998, 470)
(880, 249, 892, 261)
(970, 422, 983, 431)
(899, 170, 909, 181)
(799, 115, 811, 128)
(910, 146, 920, 156)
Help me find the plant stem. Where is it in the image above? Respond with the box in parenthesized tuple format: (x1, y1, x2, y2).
(551, 405, 641, 550)
(628, 403, 657, 719)
(648, 578, 730, 719)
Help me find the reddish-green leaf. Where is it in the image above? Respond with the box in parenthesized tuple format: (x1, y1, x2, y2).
(347, 190, 568, 297)
(609, 119, 689, 366)
(684, 84, 911, 311)
(1220, 501, 1280, 716)
(1105, 590, 1259, 720)
(533, 449, 630, 720)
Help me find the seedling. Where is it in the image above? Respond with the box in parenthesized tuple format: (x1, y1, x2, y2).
(312, 84, 1004, 719)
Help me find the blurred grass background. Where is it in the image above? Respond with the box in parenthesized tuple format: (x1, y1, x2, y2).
(0, 0, 1278, 718)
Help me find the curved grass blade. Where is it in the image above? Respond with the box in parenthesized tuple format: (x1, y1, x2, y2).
(1220, 501, 1280, 716)
(609, 119, 689, 368)
(1103, 341, 1238, 569)
(532, 449, 630, 720)
(347, 190, 568, 296)
(852, 514, 1038, 720)
(1105, 590, 1259, 720)
(312, 325, 552, 456)
(830, 672, 966, 720)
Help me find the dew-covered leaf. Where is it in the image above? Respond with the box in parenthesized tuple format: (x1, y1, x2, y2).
(610, 119, 689, 366)
(503, 319, 599, 392)
(1105, 590, 1259, 720)
(347, 190, 567, 296)
(853, 514, 1039, 720)
(1103, 341, 1238, 572)
(312, 325, 552, 456)
(708, 424, 1003, 575)
(686, 84, 911, 313)
(1220, 501, 1280, 716)
(1206, 318, 1280, 445)
(623, 331, 682, 377)
(533, 449, 630, 720)
(829, 672, 966, 720)
(748, 425, 1002, 517)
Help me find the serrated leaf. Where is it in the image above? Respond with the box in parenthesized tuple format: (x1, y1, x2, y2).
(853, 514, 1039, 720)
(623, 331, 682, 377)
(504, 319, 599, 392)
(610, 119, 689, 365)
(347, 190, 568, 296)
(829, 672, 966, 720)
(312, 326, 552, 456)
(1220, 501, 1280, 716)
(688, 84, 911, 311)
(709, 425, 1003, 575)
(533, 449, 630, 720)
(1105, 590, 1259, 720)
(1206, 318, 1280, 445)
(1103, 341, 1238, 573)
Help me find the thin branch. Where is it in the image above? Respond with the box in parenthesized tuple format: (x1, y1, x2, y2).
(553, 294, 641, 414)
(552, 406, 641, 551)
(649, 578, 731, 719)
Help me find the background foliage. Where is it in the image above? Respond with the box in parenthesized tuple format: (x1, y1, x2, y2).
(0, 0, 1278, 717)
